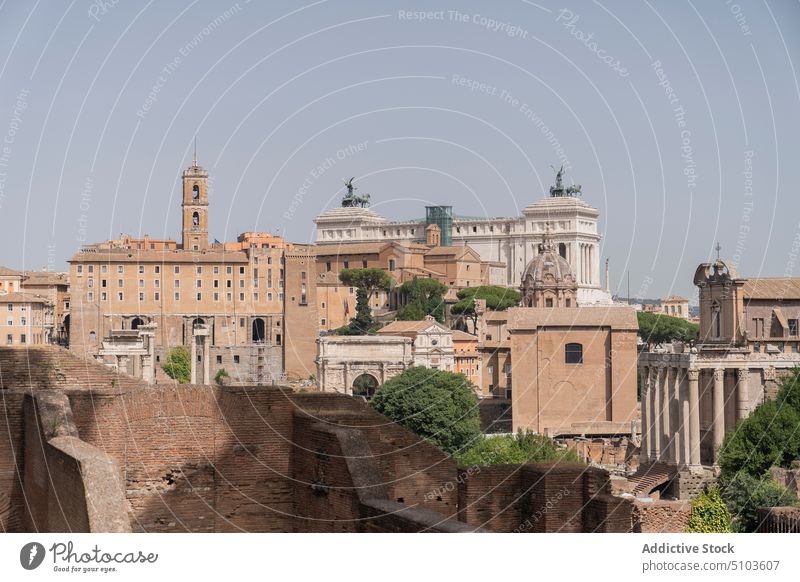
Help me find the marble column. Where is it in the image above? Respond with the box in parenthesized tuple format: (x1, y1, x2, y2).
(190, 336, 197, 384)
(640, 366, 650, 462)
(660, 366, 671, 462)
(670, 367, 681, 464)
(687, 368, 701, 467)
(651, 367, 662, 460)
(680, 369, 690, 467)
(736, 367, 749, 422)
(203, 336, 210, 384)
(712, 368, 726, 463)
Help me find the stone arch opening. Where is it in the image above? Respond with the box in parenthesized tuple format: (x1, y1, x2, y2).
(131, 317, 145, 330)
(252, 318, 266, 342)
(352, 373, 379, 398)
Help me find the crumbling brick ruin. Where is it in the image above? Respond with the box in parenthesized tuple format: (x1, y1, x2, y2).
(1, 346, 687, 533)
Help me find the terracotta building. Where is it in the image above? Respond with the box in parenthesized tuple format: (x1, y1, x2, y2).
(660, 295, 690, 320)
(0, 292, 53, 345)
(475, 233, 639, 435)
(0, 266, 23, 294)
(452, 329, 481, 391)
(639, 257, 800, 469)
(68, 158, 318, 383)
(20, 270, 70, 344)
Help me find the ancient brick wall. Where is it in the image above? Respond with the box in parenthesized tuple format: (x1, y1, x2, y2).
(68, 385, 296, 532)
(478, 399, 512, 434)
(22, 392, 129, 533)
(521, 463, 588, 532)
(290, 393, 459, 516)
(631, 499, 691, 533)
(0, 392, 26, 532)
(457, 465, 526, 532)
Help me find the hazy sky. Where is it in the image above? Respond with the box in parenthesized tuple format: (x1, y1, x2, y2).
(1, 0, 799, 300)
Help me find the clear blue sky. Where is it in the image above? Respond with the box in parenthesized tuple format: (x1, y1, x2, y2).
(1, 0, 799, 300)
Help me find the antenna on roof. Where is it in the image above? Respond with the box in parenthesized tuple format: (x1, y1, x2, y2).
(193, 136, 197, 167)
(715, 242, 722, 261)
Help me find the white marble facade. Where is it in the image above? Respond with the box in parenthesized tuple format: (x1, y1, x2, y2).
(314, 196, 611, 305)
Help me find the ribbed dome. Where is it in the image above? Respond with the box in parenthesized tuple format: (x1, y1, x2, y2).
(522, 240, 573, 284)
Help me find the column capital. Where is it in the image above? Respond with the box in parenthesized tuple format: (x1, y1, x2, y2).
(736, 367, 749, 380)
(687, 368, 700, 381)
(713, 368, 725, 382)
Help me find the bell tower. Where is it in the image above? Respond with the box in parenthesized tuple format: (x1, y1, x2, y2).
(182, 151, 209, 251)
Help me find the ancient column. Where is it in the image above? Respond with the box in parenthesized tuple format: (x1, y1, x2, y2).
(712, 368, 726, 463)
(687, 368, 701, 467)
(342, 362, 349, 395)
(640, 365, 650, 463)
(670, 367, 681, 465)
(118, 355, 129, 376)
(203, 336, 210, 384)
(190, 335, 197, 384)
(651, 367, 662, 460)
(660, 366, 671, 462)
(736, 367, 749, 422)
(680, 369, 690, 467)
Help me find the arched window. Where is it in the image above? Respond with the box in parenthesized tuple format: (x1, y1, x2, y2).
(192, 211, 200, 226)
(565, 343, 583, 364)
(389, 258, 396, 272)
(252, 318, 266, 342)
(89, 331, 96, 343)
(711, 300, 721, 338)
(192, 184, 200, 199)
(131, 317, 144, 330)
(558, 243, 567, 259)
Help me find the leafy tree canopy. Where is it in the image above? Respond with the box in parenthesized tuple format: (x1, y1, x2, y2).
(339, 268, 393, 298)
(451, 285, 521, 328)
(370, 367, 480, 454)
(636, 311, 698, 347)
(397, 277, 448, 322)
(162, 346, 191, 384)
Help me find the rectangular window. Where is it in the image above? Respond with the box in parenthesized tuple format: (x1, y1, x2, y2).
(101, 279, 107, 288)
(77, 265, 83, 274)
(213, 292, 219, 301)
(138, 265, 144, 274)
(253, 293, 259, 301)
(226, 292, 232, 301)
(154, 292, 160, 301)
(154, 279, 160, 288)
(325, 261, 331, 272)
(196, 293, 202, 301)
(213, 266, 219, 274)
(226, 266, 232, 274)
(6, 304, 11, 312)
(239, 292, 244, 301)
(226, 280, 232, 288)
(101, 265, 107, 273)
(155, 265, 160, 274)
(239, 280, 244, 288)
(101, 292, 107, 301)
(216, 355, 222, 364)
(20, 334, 25, 344)
(174, 280, 180, 288)
(268, 292, 273, 301)
(174, 266, 180, 274)
(6, 334, 11, 345)
(139, 279, 144, 288)
(213, 280, 219, 288)
(175, 292, 180, 301)
(117, 265, 123, 273)
(117, 279, 123, 288)
(117, 292, 123, 301)
(233, 355, 240, 364)
(196, 279, 202, 288)
(239, 266, 245, 275)
(565, 343, 583, 364)
(343, 261, 349, 269)
(196, 266, 202, 274)
(87, 292, 94, 301)
(139, 292, 144, 301)
(790, 319, 799, 336)
(88, 265, 94, 273)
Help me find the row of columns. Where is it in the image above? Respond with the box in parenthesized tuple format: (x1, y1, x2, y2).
(578, 243, 595, 285)
(640, 365, 749, 468)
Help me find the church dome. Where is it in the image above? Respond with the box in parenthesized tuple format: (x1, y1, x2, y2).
(520, 229, 577, 307)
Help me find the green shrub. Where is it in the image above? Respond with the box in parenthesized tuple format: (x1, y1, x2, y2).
(686, 486, 732, 533)
(721, 472, 797, 532)
(370, 367, 480, 454)
(162, 346, 191, 384)
(455, 431, 583, 466)
(214, 368, 229, 385)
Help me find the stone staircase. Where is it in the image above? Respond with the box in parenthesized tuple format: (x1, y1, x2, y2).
(0, 346, 145, 391)
(629, 461, 676, 496)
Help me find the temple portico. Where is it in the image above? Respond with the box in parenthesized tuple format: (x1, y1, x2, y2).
(638, 346, 795, 468)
